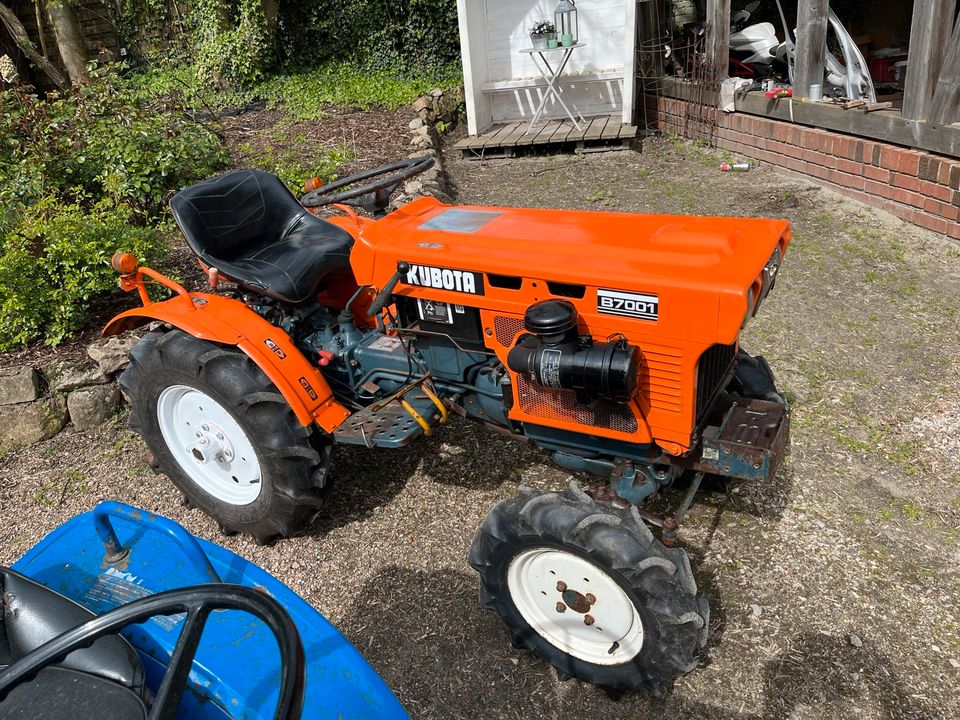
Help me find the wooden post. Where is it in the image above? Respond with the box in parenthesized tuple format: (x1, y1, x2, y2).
(929, 15, 960, 126)
(705, 0, 730, 85)
(794, 0, 829, 100)
(902, 0, 956, 121)
(0, 1, 67, 88)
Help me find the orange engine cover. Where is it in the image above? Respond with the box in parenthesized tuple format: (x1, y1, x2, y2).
(350, 197, 791, 454)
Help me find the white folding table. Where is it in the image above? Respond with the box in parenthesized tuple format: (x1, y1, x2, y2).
(520, 43, 586, 134)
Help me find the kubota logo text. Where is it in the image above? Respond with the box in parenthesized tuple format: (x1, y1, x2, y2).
(403, 264, 485, 295)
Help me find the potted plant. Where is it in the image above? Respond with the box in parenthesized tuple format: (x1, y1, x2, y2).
(529, 20, 556, 51)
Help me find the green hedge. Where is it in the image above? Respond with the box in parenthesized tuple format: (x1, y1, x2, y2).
(0, 69, 228, 349)
(277, 0, 461, 74)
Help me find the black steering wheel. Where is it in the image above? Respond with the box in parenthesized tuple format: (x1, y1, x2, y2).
(300, 156, 436, 214)
(0, 584, 305, 720)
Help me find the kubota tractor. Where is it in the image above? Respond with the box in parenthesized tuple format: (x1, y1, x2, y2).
(104, 158, 790, 696)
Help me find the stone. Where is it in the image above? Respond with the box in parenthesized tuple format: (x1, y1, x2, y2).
(408, 117, 424, 130)
(420, 167, 439, 182)
(0, 395, 68, 450)
(409, 134, 432, 148)
(412, 95, 432, 113)
(88, 335, 140, 375)
(0, 366, 40, 405)
(848, 634, 863, 648)
(67, 384, 121, 430)
(403, 180, 424, 196)
(429, 87, 443, 98)
(413, 124, 432, 137)
(408, 149, 437, 160)
(41, 361, 108, 393)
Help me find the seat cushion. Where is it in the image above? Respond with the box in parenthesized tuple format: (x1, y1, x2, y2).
(0, 569, 143, 692)
(170, 169, 354, 304)
(0, 666, 147, 720)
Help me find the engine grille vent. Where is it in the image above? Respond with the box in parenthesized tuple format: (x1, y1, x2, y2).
(696, 343, 737, 423)
(640, 346, 683, 413)
(493, 315, 526, 347)
(516, 374, 639, 433)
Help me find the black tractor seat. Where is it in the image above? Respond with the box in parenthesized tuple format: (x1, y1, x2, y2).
(0, 568, 147, 719)
(170, 169, 354, 304)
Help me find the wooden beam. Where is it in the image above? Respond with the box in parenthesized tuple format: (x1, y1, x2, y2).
(929, 14, 960, 126)
(794, 0, 830, 101)
(705, 0, 730, 85)
(902, 0, 956, 121)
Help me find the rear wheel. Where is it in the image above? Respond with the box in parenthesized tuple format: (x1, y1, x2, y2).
(120, 329, 332, 544)
(469, 482, 709, 696)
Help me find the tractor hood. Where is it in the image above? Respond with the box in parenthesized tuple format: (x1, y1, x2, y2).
(352, 197, 791, 344)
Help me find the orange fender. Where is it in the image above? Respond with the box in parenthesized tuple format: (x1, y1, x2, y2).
(104, 293, 351, 432)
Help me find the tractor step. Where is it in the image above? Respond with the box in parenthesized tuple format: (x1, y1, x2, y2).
(333, 391, 442, 448)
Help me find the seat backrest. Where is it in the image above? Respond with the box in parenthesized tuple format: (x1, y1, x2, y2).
(170, 169, 308, 261)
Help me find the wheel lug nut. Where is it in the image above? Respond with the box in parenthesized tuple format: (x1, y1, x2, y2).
(555, 602, 566, 613)
(216, 433, 224, 441)
(584, 614, 595, 626)
(556, 581, 567, 592)
(201, 424, 209, 431)
(585, 593, 596, 605)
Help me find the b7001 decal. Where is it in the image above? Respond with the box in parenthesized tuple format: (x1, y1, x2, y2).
(597, 288, 659, 321)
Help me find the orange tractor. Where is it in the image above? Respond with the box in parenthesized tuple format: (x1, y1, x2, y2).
(105, 159, 790, 695)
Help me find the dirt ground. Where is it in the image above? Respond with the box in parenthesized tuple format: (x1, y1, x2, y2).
(2, 137, 959, 719)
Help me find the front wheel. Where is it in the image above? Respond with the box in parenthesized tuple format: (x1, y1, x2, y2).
(120, 329, 332, 544)
(469, 482, 709, 696)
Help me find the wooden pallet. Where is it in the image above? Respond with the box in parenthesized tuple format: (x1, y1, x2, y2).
(455, 115, 639, 159)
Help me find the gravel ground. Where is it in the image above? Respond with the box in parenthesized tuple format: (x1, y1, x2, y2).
(2, 138, 959, 719)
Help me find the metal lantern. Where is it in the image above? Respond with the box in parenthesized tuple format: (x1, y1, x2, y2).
(554, 0, 578, 46)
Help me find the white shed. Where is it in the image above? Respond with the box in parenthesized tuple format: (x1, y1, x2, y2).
(456, 0, 637, 137)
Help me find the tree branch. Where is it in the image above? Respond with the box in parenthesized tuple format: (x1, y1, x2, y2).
(0, 1, 67, 88)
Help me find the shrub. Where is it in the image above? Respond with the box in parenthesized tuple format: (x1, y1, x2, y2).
(0, 66, 228, 349)
(0, 199, 165, 349)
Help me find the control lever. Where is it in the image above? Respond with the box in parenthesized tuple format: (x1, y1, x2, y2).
(367, 261, 409, 317)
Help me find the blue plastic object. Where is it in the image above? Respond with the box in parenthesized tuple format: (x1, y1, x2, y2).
(12, 501, 408, 720)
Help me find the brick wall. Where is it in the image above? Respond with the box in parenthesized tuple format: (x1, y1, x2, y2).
(653, 95, 960, 242)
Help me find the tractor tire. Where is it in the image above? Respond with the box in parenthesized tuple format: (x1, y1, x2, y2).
(120, 329, 332, 544)
(469, 482, 709, 696)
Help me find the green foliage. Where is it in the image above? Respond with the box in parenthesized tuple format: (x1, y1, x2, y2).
(190, 0, 277, 87)
(277, 0, 461, 77)
(0, 66, 228, 349)
(1, 67, 228, 215)
(259, 63, 459, 119)
(0, 200, 164, 349)
(237, 129, 352, 191)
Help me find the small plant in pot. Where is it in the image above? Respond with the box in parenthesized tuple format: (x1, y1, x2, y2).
(529, 20, 557, 50)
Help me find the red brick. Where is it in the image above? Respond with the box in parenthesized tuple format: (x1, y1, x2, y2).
(864, 165, 891, 182)
(951, 165, 960, 190)
(923, 198, 960, 222)
(807, 163, 830, 180)
(785, 125, 803, 145)
(879, 146, 901, 171)
(836, 157, 861, 175)
(828, 169, 866, 191)
(912, 211, 950, 235)
(782, 157, 806, 174)
(918, 155, 941, 182)
(948, 223, 960, 240)
(781, 143, 804, 159)
(898, 150, 922, 176)
(891, 173, 921, 192)
(821, 153, 838, 169)
(918, 180, 954, 202)
(937, 161, 954, 185)
(862, 141, 882, 166)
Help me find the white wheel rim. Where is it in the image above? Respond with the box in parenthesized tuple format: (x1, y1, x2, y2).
(156, 385, 262, 505)
(507, 547, 644, 666)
